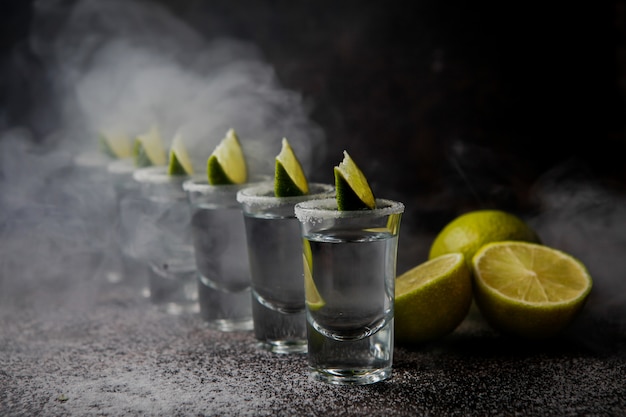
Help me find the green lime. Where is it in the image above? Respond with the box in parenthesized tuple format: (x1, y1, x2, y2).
(133, 126, 167, 167)
(395, 253, 472, 344)
(334, 151, 375, 210)
(207, 128, 247, 185)
(303, 239, 324, 311)
(472, 241, 593, 338)
(274, 138, 309, 197)
(98, 132, 132, 159)
(429, 210, 540, 267)
(167, 134, 194, 176)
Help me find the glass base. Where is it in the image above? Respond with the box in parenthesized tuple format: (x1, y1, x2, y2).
(204, 317, 253, 332)
(309, 366, 392, 386)
(257, 339, 307, 354)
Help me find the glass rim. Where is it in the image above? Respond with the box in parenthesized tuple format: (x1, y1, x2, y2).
(107, 158, 135, 174)
(236, 182, 335, 206)
(133, 165, 189, 184)
(72, 151, 110, 168)
(294, 198, 404, 221)
(182, 174, 271, 193)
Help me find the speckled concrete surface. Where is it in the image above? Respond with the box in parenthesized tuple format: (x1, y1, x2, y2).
(1, 267, 625, 417)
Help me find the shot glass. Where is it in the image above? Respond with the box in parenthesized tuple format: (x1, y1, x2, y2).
(237, 182, 335, 353)
(132, 166, 198, 314)
(71, 151, 120, 283)
(107, 158, 151, 295)
(294, 198, 404, 385)
(183, 177, 266, 331)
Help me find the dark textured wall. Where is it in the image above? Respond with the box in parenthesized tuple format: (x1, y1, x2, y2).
(1, 1, 625, 222)
(167, 1, 626, 206)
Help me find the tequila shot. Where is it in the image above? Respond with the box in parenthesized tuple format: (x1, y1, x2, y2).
(295, 198, 404, 385)
(132, 166, 198, 314)
(237, 182, 334, 353)
(184, 178, 263, 331)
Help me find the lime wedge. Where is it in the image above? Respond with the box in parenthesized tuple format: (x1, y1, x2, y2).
(274, 138, 309, 197)
(395, 253, 472, 344)
(303, 239, 324, 310)
(472, 241, 593, 338)
(207, 128, 247, 185)
(98, 132, 133, 159)
(167, 133, 194, 176)
(133, 126, 167, 167)
(334, 151, 375, 210)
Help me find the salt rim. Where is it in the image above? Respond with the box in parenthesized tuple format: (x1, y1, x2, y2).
(133, 166, 188, 184)
(107, 158, 135, 175)
(236, 182, 335, 209)
(73, 150, 110, 168)
(294, 198, 404, 222)
(182, 175, 271, 194)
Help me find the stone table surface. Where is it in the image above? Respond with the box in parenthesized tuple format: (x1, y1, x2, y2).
(1, 266, 625, 417)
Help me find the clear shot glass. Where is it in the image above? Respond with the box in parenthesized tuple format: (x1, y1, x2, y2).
(183, 177, 266, 332)
(237, 182, 335, 354)
(132, 166, 198, 315)
(294, 198, 404, 385)
(107, 158, 152, 295)
(70, 151, 120, 283)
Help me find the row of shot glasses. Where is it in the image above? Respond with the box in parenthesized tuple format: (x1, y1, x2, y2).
(79, 149, 403, 386)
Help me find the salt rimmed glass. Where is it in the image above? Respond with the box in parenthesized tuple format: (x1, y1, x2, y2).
(132, 166, 198, 315)
(183, 176, 268, 332)
(71, 151, 120, 283)
(237, 182, 335, 353)
(294, 198, 404, 385)
(106, 158, 152, 296)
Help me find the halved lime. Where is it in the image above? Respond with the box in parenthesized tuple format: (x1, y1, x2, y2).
(167, 133, 194, 176)
(207, 128, 247, 185)
(472, 241, 593, 338)
(334, 151, 375, 210)
(395, 253, 472, 344)
(274, 138, 309, 197)
(98, 132, 133, 159)
(133, 126, 167, 167)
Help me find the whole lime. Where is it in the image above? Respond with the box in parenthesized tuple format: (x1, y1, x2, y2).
(429, 210, 540, 266)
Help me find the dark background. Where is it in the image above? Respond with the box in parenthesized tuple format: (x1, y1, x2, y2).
(2, 0, 625, 225)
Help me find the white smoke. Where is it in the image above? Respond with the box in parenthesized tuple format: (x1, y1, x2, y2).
(0, 0, 327, 307)
(528, 161, 626, 328)
(30, 0, 326, 173)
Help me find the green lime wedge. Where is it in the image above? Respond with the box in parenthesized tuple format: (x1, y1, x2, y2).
(334, 151, 375, 210)
(275, 138, 309, 197)
(207, 128, 247, 185)
(98, 132, 132, 159)
(133, 126, 167, 167)
(303, 239, 324, 311)
(167, 134, 194, 176)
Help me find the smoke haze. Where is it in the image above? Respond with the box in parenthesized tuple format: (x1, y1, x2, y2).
(0, 0, 326, 308)
(0, 0, 624, 338)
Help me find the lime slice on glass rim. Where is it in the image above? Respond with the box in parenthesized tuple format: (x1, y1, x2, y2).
(334, 151, 376, 211)
(207, 128, 247, 185)
(98, 131, 133, 159)
(167, 133, 194, 176)
(133, 126, 167, 167)
(275, 138, 309, 197)
(472, 241, 593, 338)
